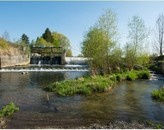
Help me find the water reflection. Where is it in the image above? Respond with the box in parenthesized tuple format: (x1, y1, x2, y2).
(0, 72, 164, 128)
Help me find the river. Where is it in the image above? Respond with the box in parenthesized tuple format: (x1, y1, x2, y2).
(0, 70, 164, 128)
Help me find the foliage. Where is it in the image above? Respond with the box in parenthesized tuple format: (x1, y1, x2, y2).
(81, 9, 119, 75)
(0, 38, 8, 49)
(97, 9, 118, 42)
(108, 46, 123, 71)
(51, 32, 70, 50)
(66, 49, 72, 57)
(126, 70, 150, 81)
(126, 71, 138, 81)
(35, 37, 52, 47)
(33, 28, 71, 51)
(152, 87, 164, 101)
(82, 27, 111, 74)
(21, 34, 29, 46)
(42, 28, 53, 43)
(45, 76, 115, 96)
(45, 70, 150, 96)
(125, 15, 149, 70)
(0, 102, 19, 117)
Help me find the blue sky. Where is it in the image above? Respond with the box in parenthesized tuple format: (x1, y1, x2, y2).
(1, 1, 164, 56)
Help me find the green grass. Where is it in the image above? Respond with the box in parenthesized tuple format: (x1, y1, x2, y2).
(126, 70, 150, 81)
(46, 76, 115, 96)
(152, 87, 164, 101)
(45, 70, 150, 96)
(0, 102, 19, 117)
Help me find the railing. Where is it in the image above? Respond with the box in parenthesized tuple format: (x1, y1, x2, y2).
(31, 47, 64, 55)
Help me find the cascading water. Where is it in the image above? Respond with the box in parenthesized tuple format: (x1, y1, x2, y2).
(0, 65, 89, 72)
(38, 60, 41, 66)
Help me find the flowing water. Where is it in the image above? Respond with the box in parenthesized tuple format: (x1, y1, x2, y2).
(0, 69, 164, 128)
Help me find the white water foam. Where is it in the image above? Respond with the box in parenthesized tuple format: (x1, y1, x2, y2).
(0, 68, 89, 72)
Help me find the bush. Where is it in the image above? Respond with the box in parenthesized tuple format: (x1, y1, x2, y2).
(152, 87, 164, 101)
(126, 72, 138, 81)
(0, 38, 8, 49)
(136, 70, 150, 79)
(0, 102, 19, 117)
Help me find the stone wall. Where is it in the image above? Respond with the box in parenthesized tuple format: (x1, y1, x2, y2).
(0, 54, 30, 68)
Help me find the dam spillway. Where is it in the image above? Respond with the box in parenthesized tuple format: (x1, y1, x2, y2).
(0, 65, 89, 72)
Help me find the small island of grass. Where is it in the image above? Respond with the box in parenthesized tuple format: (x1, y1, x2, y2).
(0, 102, 19, 118)
(45, 70, 150, 96)
(152, 87, 164, 101)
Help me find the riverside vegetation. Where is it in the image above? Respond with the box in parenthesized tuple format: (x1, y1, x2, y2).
(45, 70, 150, 96)
(152, 87, 164, 101)
(0, 102, 19, 128)
(0, 102, 19, 118)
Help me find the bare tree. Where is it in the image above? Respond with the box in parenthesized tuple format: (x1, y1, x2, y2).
(125, 15, 149, 69)
(2, 31, 10, 41)
(154, 14, 164, 56)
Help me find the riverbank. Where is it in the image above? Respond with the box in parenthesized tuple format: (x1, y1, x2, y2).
(77, 120, 164, 129)
(34, 120, 164, 129)
(45, 70, 150, 96)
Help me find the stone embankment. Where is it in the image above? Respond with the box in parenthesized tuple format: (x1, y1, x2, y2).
(0, 55, 30, 68)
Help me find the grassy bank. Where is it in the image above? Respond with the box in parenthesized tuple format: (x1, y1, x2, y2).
(152, 87, 164, 101)
(0, 102, 19, 118)
(45, 70, 150, 96)
(0, 102, 19, 128)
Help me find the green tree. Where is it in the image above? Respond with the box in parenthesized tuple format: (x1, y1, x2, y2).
(42, 28, 53, 43)
(51, 32, 70, 50)
(21, 34, 29, 46)
(35, 37, 52, 47)
(82, 27, 111, 75)
(82, 9, 118, 75)
(66, 49, 72, 57)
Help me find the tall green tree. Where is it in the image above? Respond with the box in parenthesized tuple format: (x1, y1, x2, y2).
(82, 9, 119, 75)
(82, 27, 112, 75)
(21, 34, 29, 45)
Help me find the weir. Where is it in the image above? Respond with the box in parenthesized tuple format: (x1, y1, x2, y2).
(0, 65, 89, 72)
(30, 47, 66, 65)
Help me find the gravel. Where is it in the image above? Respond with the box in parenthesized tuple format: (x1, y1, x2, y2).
(78, 120, 164, 129)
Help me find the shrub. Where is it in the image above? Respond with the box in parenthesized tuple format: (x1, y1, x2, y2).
(126, 71, 138, 81)
(0, 102, 19, 117)
(110, 74, 117, 82)
(0, 38, 8, 49)
(152, 87, 164, 101)
(136, 70, 150, 79)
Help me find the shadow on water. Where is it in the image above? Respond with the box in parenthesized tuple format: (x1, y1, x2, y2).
(0, 71, 164, 128)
